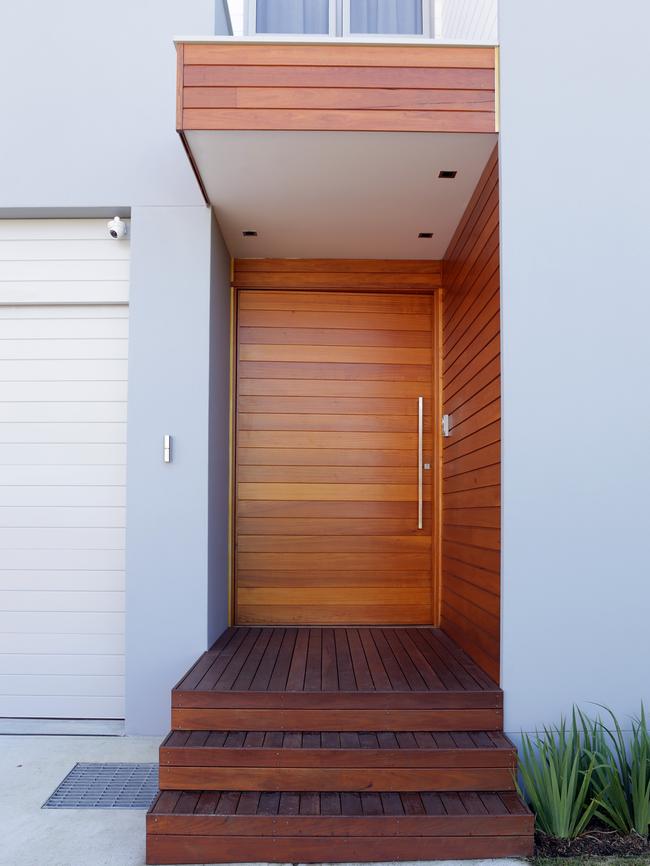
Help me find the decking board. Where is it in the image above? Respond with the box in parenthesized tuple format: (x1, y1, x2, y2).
(176, 627, 499, 697)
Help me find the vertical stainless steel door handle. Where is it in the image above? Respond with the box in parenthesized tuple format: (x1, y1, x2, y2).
(418, 396, 423, 529)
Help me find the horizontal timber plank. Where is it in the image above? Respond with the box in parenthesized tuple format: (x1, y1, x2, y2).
(160, 745, 515, 770)
(237, 412, 432, 432)
(235, 270, 441, 290)
(238, 327, 432, 348)
(238, 309, 433, 332)
(237, 572, 432, 587)
(239, 361, 432, 381)
(237, 501, 430, 518)
(237, 466, 425, 484)
(159, 766, 515, 793)
(147, 834, 532, 864)
(236, 604, 432, 626)
(185, 64, 496, 90)
(237, 518, 432, 535)
(172, 691, 501, 709)
(238, 290, 433, 313)
(183, 107, 496, 133)
(239, 344, 431, 364)
(184, 86, 495, 112)
(236, 535, 431, 553)
(237, 432, 423, 450)
(171, 708, 503, 732)
(183, 44, 497, 69)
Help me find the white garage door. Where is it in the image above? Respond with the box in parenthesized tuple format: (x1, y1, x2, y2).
(0, 219, 128, 719)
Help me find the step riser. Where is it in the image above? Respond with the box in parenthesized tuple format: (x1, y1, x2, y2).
(172, 707, 503, 732)
(160, 765, 516, 792)
(147, 832, 533, 864)
(160, 746, 516, 770)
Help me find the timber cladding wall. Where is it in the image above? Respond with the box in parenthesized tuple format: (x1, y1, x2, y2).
(441, 146, 500, 682)
(177, 43, 497, 133)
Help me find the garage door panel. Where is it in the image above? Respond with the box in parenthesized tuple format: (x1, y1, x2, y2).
(0, 695, 124, 718)
(0, 632, 124, 655)
(1, 466, 125, 486)
(0, 338, 128, 361)
(0, 487, 125, 507)
(0, 444, 126, 464)
(0, 240, 130, 261)
(0, 381, 127, 402)
(0, 505, 125, 527)
(0, 359, 128, 381)
(0, 259, 129, 282)
(0, 528, 126, 550)
(0, 653, 124, 677)
(0, 422, 126, 444)
(0, 570, 125, 592)
(1, 589, 124, 613)
(0, 402, 127, 423)
(0, 673, 124, 698)
(0, 304, 128, 320)
(0, 610, 123, 633)
(0, 317, 129, 339)
(0, 219, 123, 241)
(0, 281, 129, 305)
(3, 548, 125, 570)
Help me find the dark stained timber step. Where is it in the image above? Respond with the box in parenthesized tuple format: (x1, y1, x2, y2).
(146, 789, 534, 864)
(159, 730, 517, 792)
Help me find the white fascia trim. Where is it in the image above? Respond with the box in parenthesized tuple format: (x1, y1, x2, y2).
(173, 35, 497, 47)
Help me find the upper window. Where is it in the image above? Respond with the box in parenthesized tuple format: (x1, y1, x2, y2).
(247, 0, 431, 38)
(252, 0, 333, 35)
(346, 0, 425, 36)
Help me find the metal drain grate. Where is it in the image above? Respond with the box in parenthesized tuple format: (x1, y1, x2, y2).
(43, 762, 159, 809)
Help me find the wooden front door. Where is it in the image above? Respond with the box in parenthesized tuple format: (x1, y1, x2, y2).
(234, 288, 436, 625)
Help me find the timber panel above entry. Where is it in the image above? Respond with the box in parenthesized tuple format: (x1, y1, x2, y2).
(176, 43, 497, 134)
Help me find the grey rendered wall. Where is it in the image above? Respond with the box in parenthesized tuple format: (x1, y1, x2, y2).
(0, 0, 228, 208)
(125, 208, 231, 735)
(0, 0, 234, 733)
(499, 0, 650, 733)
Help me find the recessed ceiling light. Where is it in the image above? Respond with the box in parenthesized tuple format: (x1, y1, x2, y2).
(418, 232, 434, 239)
(242, 230, 258, 237)
(438, 170, 457, 179)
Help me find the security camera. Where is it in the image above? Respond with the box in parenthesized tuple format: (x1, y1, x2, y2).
(107, 216, 127, 240)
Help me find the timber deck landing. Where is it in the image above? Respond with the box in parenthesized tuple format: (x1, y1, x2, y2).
(147, 627, 531, 863)
(172, 627, 503, 731)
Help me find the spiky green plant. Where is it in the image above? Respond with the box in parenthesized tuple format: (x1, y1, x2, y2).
(517, 710, 600, 839)
(578, 704, 650, 837)
(579, 706, 631, 834)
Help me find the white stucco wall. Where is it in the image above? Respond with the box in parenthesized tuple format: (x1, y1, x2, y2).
(499, 0, 650, 734)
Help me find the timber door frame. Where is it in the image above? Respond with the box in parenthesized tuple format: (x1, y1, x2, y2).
(228, 260, 443, 627)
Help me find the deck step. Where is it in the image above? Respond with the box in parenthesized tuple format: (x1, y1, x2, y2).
(171, 627, 503, 732)
(159, 730, 517, 792)
(146, 789, 534, 864)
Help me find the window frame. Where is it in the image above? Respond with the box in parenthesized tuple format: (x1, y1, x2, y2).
(342, 0, 432, 39)
(245, 0, 337, 37)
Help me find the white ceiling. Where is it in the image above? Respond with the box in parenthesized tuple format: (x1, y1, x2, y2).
(187, 130, 497, 259)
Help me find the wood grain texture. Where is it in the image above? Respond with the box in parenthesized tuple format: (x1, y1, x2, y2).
(441, 146, 500, 683)
(160, 766, 515, 793)
(147, 833, 533, 864)
(234, 275, 438, 625)
(146, 787, 533, 863)
(178, 44, 496, 133)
